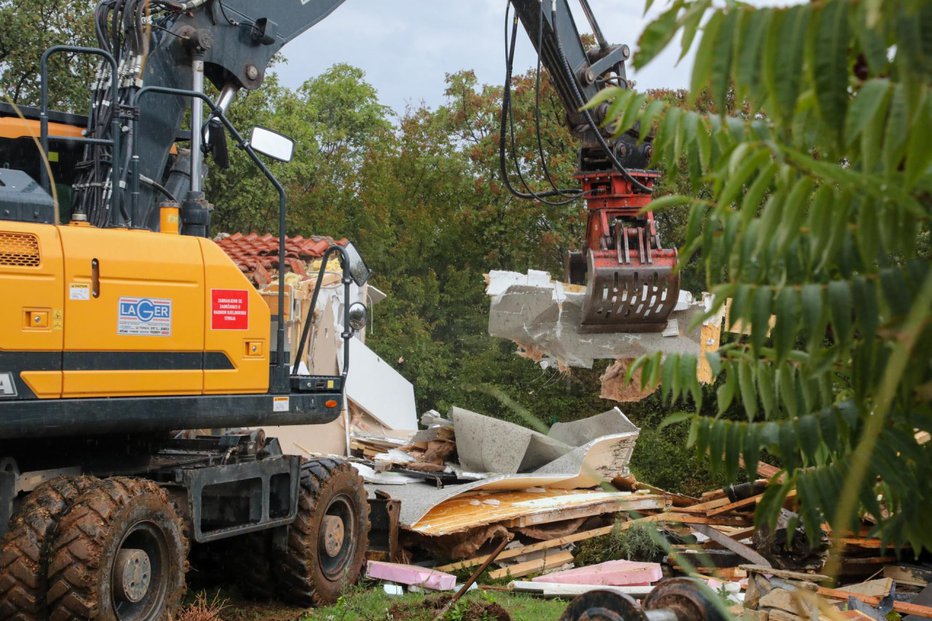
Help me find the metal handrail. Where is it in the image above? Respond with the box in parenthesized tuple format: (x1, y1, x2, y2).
(40, 46, 120, 220)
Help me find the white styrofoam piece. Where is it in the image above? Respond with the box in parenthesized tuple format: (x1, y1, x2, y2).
(342, 338, 418, 431)
(510, 581, 654, 598)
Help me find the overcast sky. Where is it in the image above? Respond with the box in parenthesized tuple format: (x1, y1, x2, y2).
(272, 0, 697, 114)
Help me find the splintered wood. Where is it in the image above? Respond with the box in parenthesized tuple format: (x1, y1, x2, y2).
(409, 490, 671, 537)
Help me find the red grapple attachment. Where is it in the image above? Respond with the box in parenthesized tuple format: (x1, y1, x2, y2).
(575, 169, 680, 333)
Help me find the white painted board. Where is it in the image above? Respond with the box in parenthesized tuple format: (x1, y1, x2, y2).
(342, 338, 417, 431)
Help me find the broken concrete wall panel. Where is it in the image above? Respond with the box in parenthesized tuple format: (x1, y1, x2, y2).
(534, 433, 639, 485)
(450, 406, 570, 474)
(487, 271, 726, 400)
(548, 407, 639, 444)
(343, 338, 418, 431)
(452, 406, 639, 479)
(486, 270, 707, 369)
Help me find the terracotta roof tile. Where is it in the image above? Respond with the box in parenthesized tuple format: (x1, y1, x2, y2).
(214, 232, 347, 288)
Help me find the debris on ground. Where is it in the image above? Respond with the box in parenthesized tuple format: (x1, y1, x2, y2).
(366, 561, 458, 591)
(217, 234, 932, 620)
(348, 408, 932, 619)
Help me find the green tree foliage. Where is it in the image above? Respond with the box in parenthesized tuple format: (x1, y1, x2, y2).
(596, 0, 931, 560)
(0, 0, 97, 110)
(208, 65, 392, 234)
(207, 64, 723, 494)
(0, 0, 726, 495)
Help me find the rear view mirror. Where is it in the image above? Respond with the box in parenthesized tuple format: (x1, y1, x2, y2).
(250, 126, 294, 162)
(343, 242, 371, 286)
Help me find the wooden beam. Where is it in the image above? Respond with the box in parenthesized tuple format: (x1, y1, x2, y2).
(435, 525, 614, 573)
(705, 493, 764, 516)
(691, 523, 771, 567)
(487, 550, 574, 580)
(502, 497, 669, 529)
(677, 496, 733, 514)
(817, 587, 932, 618)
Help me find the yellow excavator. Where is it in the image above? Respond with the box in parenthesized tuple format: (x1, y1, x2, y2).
(0, 1, 678, 618)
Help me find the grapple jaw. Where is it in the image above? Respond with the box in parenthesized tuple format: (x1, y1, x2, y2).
(580, 223, 679, 333)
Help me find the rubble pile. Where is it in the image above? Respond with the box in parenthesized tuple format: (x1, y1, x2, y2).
(214, 233, 930, 618)
(348, 408, 932, 619)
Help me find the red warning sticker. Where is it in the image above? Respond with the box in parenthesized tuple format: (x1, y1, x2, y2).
(211, 289, 249, 330)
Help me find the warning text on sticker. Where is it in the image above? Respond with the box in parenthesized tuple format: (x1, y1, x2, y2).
(211, 289, 249, 330)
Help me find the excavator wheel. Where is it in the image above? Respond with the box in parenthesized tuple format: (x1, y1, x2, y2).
(276, 458, 370, 607)
(0, 475, 97, 621)
(46, 477, 188, 621)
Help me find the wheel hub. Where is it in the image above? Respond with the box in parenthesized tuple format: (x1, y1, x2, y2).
(114, 548, 152, 604)
(322, 515, 345, 557)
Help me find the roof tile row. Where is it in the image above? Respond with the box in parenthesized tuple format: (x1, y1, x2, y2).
(214, 232, 346, 288)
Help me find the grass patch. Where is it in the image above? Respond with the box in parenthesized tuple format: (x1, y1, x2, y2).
(193, 586, 568, 621)
(574, 521, 667, 566)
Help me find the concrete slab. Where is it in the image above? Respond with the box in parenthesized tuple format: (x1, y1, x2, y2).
(485, 269, 718, 369)
(451, 406, 570, 473)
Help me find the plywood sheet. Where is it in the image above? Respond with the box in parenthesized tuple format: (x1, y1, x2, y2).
(409, 489, 668, 536)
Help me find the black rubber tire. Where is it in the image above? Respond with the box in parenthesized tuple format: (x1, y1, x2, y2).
(276, 459, 370, 607)
(45, 477, 188, 621)
(0, 476, 97, 621)
(224, 531, 277, 601)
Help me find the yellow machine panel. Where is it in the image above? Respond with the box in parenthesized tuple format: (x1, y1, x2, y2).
(200, 239, 270, 394)
(59, 226, 207, 397)
(0, 222, 63, 398)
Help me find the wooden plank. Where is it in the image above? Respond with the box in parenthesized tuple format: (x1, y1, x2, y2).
(487, 550, 574, 580)
(435, 525, 614, 573)
(629, 511, 753, 527)
(883, 565, 929, 588)
(700, 488, 728, 501)
(840, 537, 907, 549)
(738, 456, 783, 480)
(705, 493, 765, 517)
(677, 496, 733, 514)
(817, 587, 932, 618)
(635, 484, 700, 508)
(741, 564, 831, 582)
(706, 489, 797, 517)
(502, 497, 669, 530)
(691, 523, 771, 567)
(724, 527, 757, 541)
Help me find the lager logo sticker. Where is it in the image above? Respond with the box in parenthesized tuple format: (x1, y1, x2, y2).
(118, 297, 172, 336)
(0, 372, 17, 398)
(211, 289, 249, 330)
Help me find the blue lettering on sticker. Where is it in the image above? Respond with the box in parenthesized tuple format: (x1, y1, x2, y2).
(119, 298, 171, 323)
